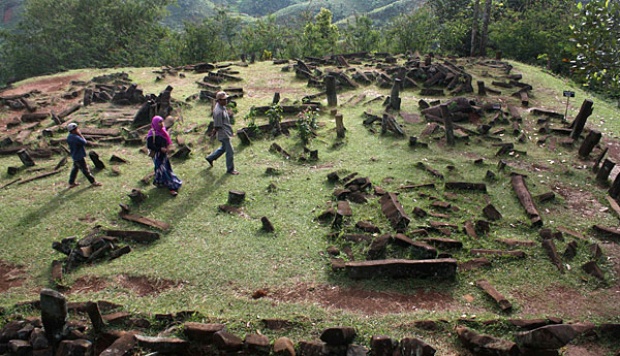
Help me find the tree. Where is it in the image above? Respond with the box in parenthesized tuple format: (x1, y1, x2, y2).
(180, 18, 226, 63)
(214, 8, 241, 57)
(239, 15, 288, 59)
(342, 15, 380, 53)
(570, 0, 620, 98)
(302, 8, 339, 57)
(385, 5, 440, 54)
(489, 0, 575, 73)
(237, 0, 293, 17)
(479, 0, 492, 56)
(470, 0, 480, 56)
(427, 0, 471, 23)
(0, 0, 172, 83)
(426, 0, 477, 56)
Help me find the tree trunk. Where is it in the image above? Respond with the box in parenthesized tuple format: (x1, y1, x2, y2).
(479, 0, 492, 57)
(470, 0, 480, 57)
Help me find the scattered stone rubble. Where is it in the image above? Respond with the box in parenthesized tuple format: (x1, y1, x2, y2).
(0, 289, 617, 356)
(2, 52, 620, 354)
(51, 226, 159, 279)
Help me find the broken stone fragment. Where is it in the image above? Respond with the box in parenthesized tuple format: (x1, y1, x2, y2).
(320, 326, 356, 346)
(456, 326, 519, 356)
(514, 323, 595, 350)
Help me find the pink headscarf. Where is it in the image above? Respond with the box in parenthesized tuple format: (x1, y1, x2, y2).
(147, 116, 172, 146)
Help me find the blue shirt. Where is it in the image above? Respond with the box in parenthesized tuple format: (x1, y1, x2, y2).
(67, 133, 88, 161)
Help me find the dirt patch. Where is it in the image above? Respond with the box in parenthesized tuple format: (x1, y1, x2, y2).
(0, 260, 27, 293)
(513, 242, 620, 319)
(266, 283, 462, 315)
(1, 73, 84, 97)
(115, 274, 184, 297)
(67, 274, 183, 297)
(0, 73, 86, 128)
(511, 285, 620, 320)
(552, 182, 607, 219)
(66, 275, 108, 295)
(564, 343, 615, 356)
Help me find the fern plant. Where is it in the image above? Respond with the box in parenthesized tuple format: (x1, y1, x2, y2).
(243, 108, 260, 136)
(296, 107, 319, 144)
(265, 104, 283, 136)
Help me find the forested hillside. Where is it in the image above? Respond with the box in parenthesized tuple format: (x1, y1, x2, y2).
(1, 0, 422, 29)
(0, 0, 617, 100)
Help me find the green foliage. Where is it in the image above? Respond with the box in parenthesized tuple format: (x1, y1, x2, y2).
(239, 15, 297, 59)
(296, 107, 319, 145)
(570, 0, 620, 97)
(243, 107, 260, 135)
(341, 15, 380, 53)
(435, 12, 471, 55)
(302, 8, 340, 56)
(385, 5, 439, 54)
(489, 0, 575, 74)
(237, 0, 294, 17)
(214, 8, 242, 55)
(180, 19, 225, 63)
(265, 103, 283, 136)
(0, 0, 173, 83)
(427, 0, 471, 24)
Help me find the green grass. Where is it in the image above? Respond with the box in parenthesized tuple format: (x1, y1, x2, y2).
(0, 58, 619, 353)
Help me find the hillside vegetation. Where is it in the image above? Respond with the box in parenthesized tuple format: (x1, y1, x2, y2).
(1, 0, 422, 28)
(0, 54, 619, 354)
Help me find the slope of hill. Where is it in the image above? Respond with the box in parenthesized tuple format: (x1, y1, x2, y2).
(0, 55, 619, 354)
(0, 0, 423, 30)
(267, 0, 423, 25)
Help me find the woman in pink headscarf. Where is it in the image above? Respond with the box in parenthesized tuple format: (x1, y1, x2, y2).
(146, 116, 182, 196)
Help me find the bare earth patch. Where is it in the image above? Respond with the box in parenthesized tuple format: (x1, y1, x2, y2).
(266, 283, 462, 315)
(1, 73, 84, 97)
(115, 274, 184, 297)
(0, 73, 85, 129)
(67, 274, 183, 297)
(553, 182, 608, 219)
(0, 260, 27, 293)
(512, 283, 620, 319)
(66, 275, 108, 295)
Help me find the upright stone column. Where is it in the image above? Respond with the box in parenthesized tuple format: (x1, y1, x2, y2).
(40, 289, 68, 348)
(326, 75, 337, 107)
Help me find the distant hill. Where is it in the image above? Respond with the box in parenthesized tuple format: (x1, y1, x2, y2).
(1, 0, 424, 30)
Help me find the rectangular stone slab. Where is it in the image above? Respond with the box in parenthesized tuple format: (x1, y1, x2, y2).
(344, 258, 457, 279)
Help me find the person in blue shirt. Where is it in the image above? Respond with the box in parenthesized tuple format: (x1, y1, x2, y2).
(66, 122, 101, 188)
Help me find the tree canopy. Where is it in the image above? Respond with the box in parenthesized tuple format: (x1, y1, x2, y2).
(0, 0, 617, 98)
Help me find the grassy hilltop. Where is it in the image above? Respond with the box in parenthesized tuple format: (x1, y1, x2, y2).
(0, 56, 619, 354)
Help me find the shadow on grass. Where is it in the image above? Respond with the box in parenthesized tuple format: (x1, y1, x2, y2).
(136, 164, 237, 232)
(10, 178, 97, 236)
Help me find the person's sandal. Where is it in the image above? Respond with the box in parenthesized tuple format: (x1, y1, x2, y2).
(69, 183, 80, 188)
(227, 170, 240, 175)
(169, 190, 178, 196)
(91, 182, 102, 187)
